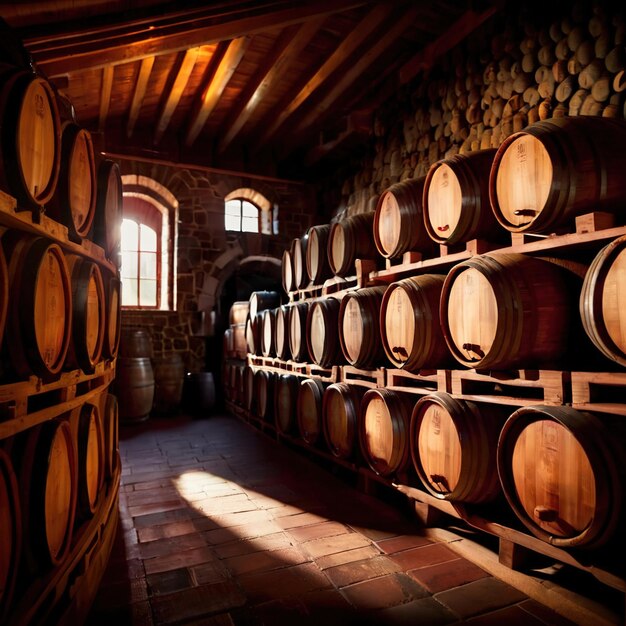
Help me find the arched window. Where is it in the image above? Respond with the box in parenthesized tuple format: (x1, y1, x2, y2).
(121, 217, 159, 307)
(225, 198, 259, 233)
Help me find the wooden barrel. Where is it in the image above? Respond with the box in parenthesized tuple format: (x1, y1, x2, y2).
(423, 149, 501, 245)
(119, 327, 153, 358)
(64, 254, 106, 374)
(306, 224, 332, 284)
(359, 389, 412, 477)
(0, 69, 61, 208)
(261, 308, 276, 357)
(380, 275, 451, 371)
(13, 420, 77, 568)
(373, 177, 433, 258)
(153, 353, 185, 414)
(243, 366, 255, 412)
(245, 313, 262, 356)
(223, 328, 234, 356)
(71, 403, 105, 519)
(232, 322, 247, 359)
(338, 286, 386, 368)
(489, 117, 626, 233)
(322, 383, 366, 459)
(254, 369, 275, 421)
(274, 305, 291, 360)
(297, 378, 326, 446)
(411, 392, 506, 503)
(282, 249, 295, 294)
(116, 357, 154, 423)
(307, 298, 343, 368)
(274, 374, 300, 435)
(440, 253, 571, 369)
(327, 213, 378, 276)
(46, 122, 97, 239)
(580, 235, 626, 366)
(249, 290, 280, 318)
(93, 159, 123, 258)
(0, 448, 20, 620)
(102, 393, 119, 479)
(289, 301, 310, 362)
(229, 301, 250, 326)
(497, 405, 625, 547)
(291, 235, 309, 289)
(4, 234, 72, 381)
(103, 274, 121, 359)
(234, 365, 244, 405)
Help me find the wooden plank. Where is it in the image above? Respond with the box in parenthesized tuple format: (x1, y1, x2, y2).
(126, 56, 155, 138)
(256, 3, 394, 145)
(154, 47, 201, 145)
(218, 17, 325, 153)
(185, 37, 250, 147)
(27, 0, 370, 77)
(98, 65, 114, 132)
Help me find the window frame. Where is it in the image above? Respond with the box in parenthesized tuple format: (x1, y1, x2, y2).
(224, 197, 261, 233)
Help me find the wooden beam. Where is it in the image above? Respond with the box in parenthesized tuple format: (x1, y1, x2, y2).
(255, 2, 394, 147)
(126, 55, 155, 139)
(217, 17, 325, 154)
(98, 65, 114, 132)
(25, 0, 371, 77)
(399, 6, 498, 84)
(153, 47, 201, 145)
(184, 37, 249, 148)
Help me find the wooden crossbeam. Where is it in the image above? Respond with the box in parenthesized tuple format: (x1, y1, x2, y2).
(126, 56, 155, 139)
(98, 65, 114, 132)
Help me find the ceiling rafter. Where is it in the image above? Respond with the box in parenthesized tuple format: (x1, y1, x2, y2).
(217, 16, 326, 154)
(126, 55, 155, 139)
(98, 65, 114, 132)
(254, 2, 394, 148)
(185, 36, 250, 148)
(154, 47, 201, 145)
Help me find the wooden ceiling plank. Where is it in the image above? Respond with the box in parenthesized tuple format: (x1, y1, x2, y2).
(185, 37, 250, 148)
(28, 0, 371, 77)
(153, 47, 201, 145)
(218, 16, 326, 153)
(98, 65, 114, 132)
(126, 56, 155, 139)
(255, 2, 394, 147)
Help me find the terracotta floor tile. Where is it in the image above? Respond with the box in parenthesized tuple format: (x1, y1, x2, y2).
(374, 596, 459, 626)
(223, 546, 309, 576)
(376, 534, 433, 555)
(390, 543, 458, 571)
(146, 568, 193, 596)
(203, 520, 284, 545)
(137, 520, 199, 543)
(190, 560, 232, 585)
(287, 521, 350, 543)
(340, 574, 415, 610)
(144, 546, 217, 575)
(407, 557, 490, 593)
(92, 577, 149, 610)
(316, 546, 382, 570)
(214, 533, 294, 559)
(211, 509, 274, 528)
(466, 604, 546, 625)
(518, 599, 579, 625)
(275, 511, 329, 529)
(302, 532, 373, 559)
(139, 532, 209, 559)
(325, 556, 401, 588)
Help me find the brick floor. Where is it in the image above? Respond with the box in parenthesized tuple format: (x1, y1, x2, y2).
(89, 414, 580, 625)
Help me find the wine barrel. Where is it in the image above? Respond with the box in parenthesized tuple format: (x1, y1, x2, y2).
(489, 117, 626, 233)
(580, 235, 626, 366)
(327, 213, 378, 276)
(183, 372, 215, 415)
(13, 420, 77, 568)
(254, 369, 275, 421)
(322, 383, 366, 459)
(116, 357, 154, 423)
(245, 313, 262, 356)
(261, 308, 276, 357)
(306, 224, 332, 284)
(411, 392, 506, 503)
(232, 322, 247, 359)
(103, 274, 121, 359)
(0, 69, 61, 208)
(93, 159, 123, 259)
(274, 305, 291, 360)
(64, 254, 106, 374)
(119, 327, 153, 358)
(440, 253, 571, 369)
(243, 366, 255, 412)
(153, 353, 185, 414)
(71, 403, 104, 519)
(297, 378, 326, 446)
(234, 365, 244, 405)
(249, 290, 280, 318)
(307, 298, 343, 368)
(289, 301, 310, 362)
(359, 389, 412, 477)
(229, 301, 250, 326)
(282, 249, 295, 294)
(380, 275, 451, 372)
(291, 235, 309, 289)
(373, 177, 433, 258)
(274, 374, 300, 435)
(338, 286, 386, 368)
(223, 328, 234, 356)
(0, 448, 20, 620)
(102, 393, 119, 479)
(423, 149, 502, 245)
(497, 405, 626, 547)
(46, 122, 97, 239)
(4, 234, 72, 381)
